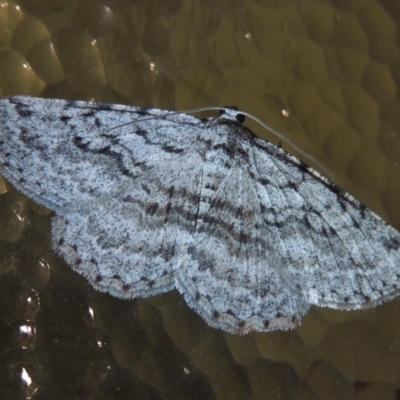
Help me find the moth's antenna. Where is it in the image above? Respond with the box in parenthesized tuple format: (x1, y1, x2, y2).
(201, 107, 334, 180)
(107, 107, 212, 132)
(109, 106, 334, 180)
(228, 109, 335, 181)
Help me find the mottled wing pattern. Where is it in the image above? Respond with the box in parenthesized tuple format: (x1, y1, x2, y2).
(176, 113, 400, 334)
(176, 121, 310, 333)
(0, 96, 204, 297)
(251, 137, 400, 311)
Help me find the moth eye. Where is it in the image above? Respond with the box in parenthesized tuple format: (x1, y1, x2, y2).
(235, 113, 245, 123)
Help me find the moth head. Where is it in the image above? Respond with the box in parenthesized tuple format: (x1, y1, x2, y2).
(218, 107, 246, 124)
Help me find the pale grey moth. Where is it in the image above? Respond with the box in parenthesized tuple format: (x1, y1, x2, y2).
(1, 96, 400, 334)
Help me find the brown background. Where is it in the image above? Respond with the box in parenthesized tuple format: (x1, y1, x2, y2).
(0, 0, 400, 399)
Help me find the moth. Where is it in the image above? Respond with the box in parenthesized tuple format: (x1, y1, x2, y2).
(1, 96, 399, 334)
